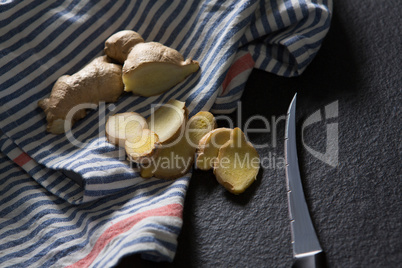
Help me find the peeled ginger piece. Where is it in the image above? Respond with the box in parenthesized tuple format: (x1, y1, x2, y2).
(187, 111, 216, 147)
(123, 42, 199, 97)
(146, 99, 187, 144)
(105, 112, 148, 147)
(196, 128, 232, 170)
(125, 129, 159, 164)
(214, 127, 260, 194)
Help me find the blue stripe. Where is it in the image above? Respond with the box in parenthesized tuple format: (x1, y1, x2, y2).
(38, 190, 185, 267)
(0, 170, 25, 185)
(85, 181, 186, 197)
(259, 0, 273, 34)
(189, 10, 254, 114)
(84, 172, 143, 185)
(0, 180, 41, 202)
(0, 0, 21, 14)
(0, 194, 61, 221)
(249, 12, 260, 40)
(1, 188, 185, 266)
(153, 1, 188, 42)
(285, 0, 298, 24)
(0, 179, 184, 242)
(270, 0, 285, 29)
(93, 223, 181, 267)
(165, 0, 212, 48)
(140, 2, 174, 40)
(0, 0, 85, 78)
(0, 1, 58, 29)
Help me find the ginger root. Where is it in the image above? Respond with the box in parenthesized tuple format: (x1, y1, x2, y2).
(141, 110, 215, 179)
(196, 128, 232, 170)
(105, 112, 148, 147)
(38, 56, 124, 134)
(40, 30, 199, 134)
(213, 127, 260, 194)
(104, 30, 199, 97)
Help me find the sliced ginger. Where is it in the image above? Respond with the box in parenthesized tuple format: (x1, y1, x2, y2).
(105, 112, 148, 147)
(146, 99, 187, 144)
(105, 30, 199, 97)
(125, 129, 159, 164)
(141, 110, 215, 179)
(213, 128, 260, 194)
(196, 128, 232, 170)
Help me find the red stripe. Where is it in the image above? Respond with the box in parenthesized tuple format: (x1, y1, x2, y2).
(67, 203, 183, 268)
(13, 152, 32, 167)
(221, 53, 254, 94)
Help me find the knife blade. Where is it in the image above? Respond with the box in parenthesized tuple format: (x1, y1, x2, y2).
(284, 94, 326, 268)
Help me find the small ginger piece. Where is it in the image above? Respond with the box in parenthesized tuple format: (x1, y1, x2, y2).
(214, 127, 260, 194)
(146, 99, 188, 144)
(38, 56, 124, 134)
(104, 30, 144, 64)
(141, 111, 215, 179)
(196, 128, 232, 170)
(105, 112, 148, 146)
(122, 42, 199, 97)
(125, 129, 159, 164)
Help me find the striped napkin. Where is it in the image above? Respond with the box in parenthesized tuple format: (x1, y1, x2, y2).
(0, 0, 332, 266)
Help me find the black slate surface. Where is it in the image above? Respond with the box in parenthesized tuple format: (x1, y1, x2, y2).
(117, 0, 401, 267)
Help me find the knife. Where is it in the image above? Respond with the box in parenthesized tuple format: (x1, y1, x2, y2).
(284, 94, 327, 268)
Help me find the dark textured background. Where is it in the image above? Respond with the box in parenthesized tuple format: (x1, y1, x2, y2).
(117, 0, 401, 267)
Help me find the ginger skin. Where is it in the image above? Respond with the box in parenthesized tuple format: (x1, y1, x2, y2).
(38, 56, 124, 134)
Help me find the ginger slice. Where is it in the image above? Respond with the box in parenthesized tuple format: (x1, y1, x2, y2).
(196, 128, 232, 171)
(105, 112, 148, 147)
(38, 56, 124, 134)
(186, 111, 217, 147)
(146, 99, 187, 144)
(125, 129, 159, 164)
(122, 42, 199, 96)
(141, 111, 215, 179)
(214, 127, 260, 194)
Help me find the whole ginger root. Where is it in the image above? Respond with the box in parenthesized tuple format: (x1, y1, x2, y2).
(38, 56, 124, 134)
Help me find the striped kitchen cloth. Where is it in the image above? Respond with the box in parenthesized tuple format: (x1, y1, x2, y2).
(0, 0, 332, 266)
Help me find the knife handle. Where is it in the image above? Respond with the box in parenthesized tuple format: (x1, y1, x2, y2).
(292, 251, 327, 268)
